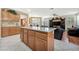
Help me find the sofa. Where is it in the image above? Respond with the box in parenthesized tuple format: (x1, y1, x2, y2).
(68, 28, 79, 37)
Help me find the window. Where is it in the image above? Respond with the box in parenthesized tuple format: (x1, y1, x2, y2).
(77, 14, 79, 27)
(29, 17, 41, 26)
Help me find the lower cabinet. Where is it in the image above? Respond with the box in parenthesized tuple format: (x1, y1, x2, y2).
(21, 28, 54, 51)
(9, 27, 20, 35)
(28, 30, 35, 50)
(28, 37, 35, 50)
(9, 27, 16, 35)
(35, 37, 47, 51)
(1, 27, 20, 37)
(15, 27, 20, 34)
(1, 27, 9, 37)
(20, 28, 24, 42)
(24, 29, 28, 44)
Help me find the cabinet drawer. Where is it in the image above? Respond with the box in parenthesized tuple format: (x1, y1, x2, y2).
(35, 32, 47, 40)
(28, 36, 35, 50)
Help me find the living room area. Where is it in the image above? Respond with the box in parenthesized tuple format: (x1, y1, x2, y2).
(54, 11, 79, 50)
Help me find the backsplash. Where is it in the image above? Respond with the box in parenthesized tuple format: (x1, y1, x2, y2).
(1, 21, 20, 27)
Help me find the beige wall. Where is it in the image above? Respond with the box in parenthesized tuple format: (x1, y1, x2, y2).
(2, 21, 20, 27)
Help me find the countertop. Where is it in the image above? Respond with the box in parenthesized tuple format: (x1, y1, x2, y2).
(21, 26, 56, 32)
(1, 26, 21, 28)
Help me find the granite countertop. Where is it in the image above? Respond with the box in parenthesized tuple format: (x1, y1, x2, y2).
(21, 26, 56, 32)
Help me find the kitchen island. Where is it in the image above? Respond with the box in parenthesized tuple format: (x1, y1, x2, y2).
(20, 26, 55, 51)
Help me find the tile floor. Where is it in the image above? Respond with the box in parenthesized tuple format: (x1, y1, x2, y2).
(0, 34, 32, 51)
(55, 39, 79, 51)
(0, 34, 79, 51)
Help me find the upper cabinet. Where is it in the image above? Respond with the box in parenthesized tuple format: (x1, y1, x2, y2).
(1, 8, 20, 21)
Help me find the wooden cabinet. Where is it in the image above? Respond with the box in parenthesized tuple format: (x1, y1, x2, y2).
(1, 27, 20, 37)
(1, 9, 20, 21)
(1, 10, 9, 20)
(16, 27, 20, 34)
(35, 32, 47, 40)
(20, 29, 28, 45)
(35, 32, 47, 51)
(21, 28, 54, 51)
(8, 13, 20, 21)
(69, 36, 79, 45)
(1, 27, 9, 37)
(9, 27, 16, 35)
(9, 27, 20, 35)
(35, 37, 47, 51)
(20, 28, 24, 42)
(24, 29, 28, 44)
(28, 30, 35, 50)
(35, 32, 54, 51)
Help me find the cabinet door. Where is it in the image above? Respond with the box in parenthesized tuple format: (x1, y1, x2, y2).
(28, 30, 35, 50)
(15, 15, 20, 21)
(35, 37, 47, 51)
(20, 28, 24, 42)
(9, 13, 19, 21)
(1, 9, 9, 20)
(1, 27, 9, 37)
(15, 27, 20, 34)
(1, 9, 19, 21)
(24, 30, 28, 44)
(28, 36, 35, 50)
(8, 13, 15, 21)
(9, 27, 16, 35)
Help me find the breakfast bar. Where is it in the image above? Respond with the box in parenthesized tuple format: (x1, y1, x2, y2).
(20, 27, 55, 51)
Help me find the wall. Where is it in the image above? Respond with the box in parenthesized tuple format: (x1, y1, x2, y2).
(76, 14, 79, 27)
(1, 21, 20, 27)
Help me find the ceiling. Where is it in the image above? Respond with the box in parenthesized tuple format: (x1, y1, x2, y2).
(12, 8, 79, 16)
